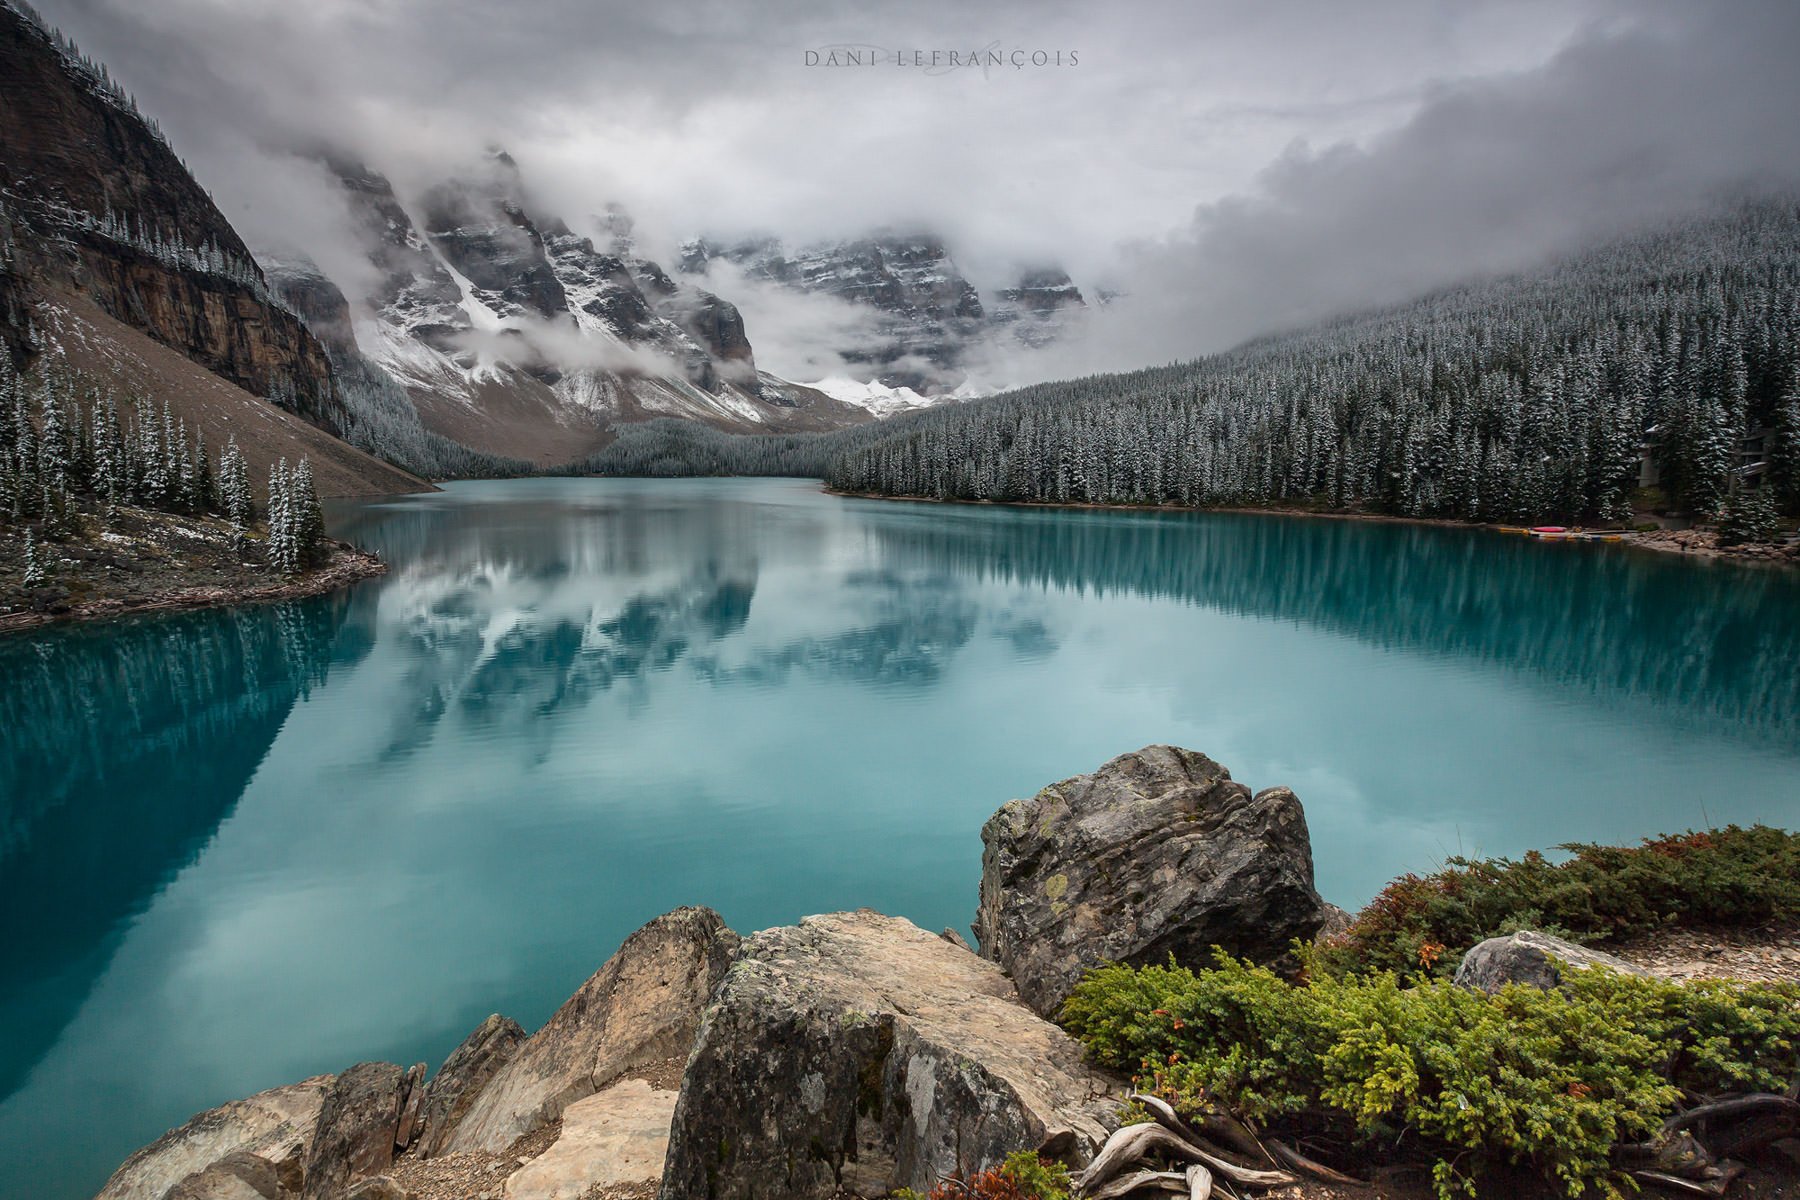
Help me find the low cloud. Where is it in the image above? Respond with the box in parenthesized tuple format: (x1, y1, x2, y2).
(26, 0, 1799, 388)
(1057, 1, 1800, 371)
(452, 315, 686, 381)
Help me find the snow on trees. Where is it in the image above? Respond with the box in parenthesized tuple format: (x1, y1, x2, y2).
(813, 202, 1800, 525)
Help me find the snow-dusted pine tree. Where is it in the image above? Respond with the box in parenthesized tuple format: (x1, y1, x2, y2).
(22, 528, 47, 587)
(291, 458, 324, 568)
(266, 458, 298, 574)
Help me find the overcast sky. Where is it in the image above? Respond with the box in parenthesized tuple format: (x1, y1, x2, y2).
(28, 0, 1800, 379)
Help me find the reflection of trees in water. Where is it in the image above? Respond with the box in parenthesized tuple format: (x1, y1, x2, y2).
(870, 508, 1800, 743)
(0, 595, 359, 1104)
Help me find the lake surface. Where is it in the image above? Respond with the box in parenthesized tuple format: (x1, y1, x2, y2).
(4, 476, 1799, 1199)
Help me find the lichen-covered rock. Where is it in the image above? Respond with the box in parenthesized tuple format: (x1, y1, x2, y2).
(95, 1075, 333, 1200)
(1454, 930, 1649, 993)
(415, 1014, 527, 1157)
(301, 1062, 408, 1200)
(974, 745, 1326, 1017)
(443, 907, 740, 1155)
(657, 910, 1121, 1200)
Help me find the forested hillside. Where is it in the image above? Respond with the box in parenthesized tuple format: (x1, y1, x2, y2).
(797, 203, 1800, 524)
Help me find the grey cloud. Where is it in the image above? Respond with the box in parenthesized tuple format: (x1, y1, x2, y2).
(1062, 1, 1800, 370)
(24, 0, 1791, 386)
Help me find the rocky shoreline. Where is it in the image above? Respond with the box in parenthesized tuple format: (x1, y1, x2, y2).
(87, 747, 1800, 1200)
(0, 537, 386, 634)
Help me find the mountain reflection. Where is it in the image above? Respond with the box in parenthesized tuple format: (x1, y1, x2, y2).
(692, 570, 978, 687)
(0, 596, 361, 1102)
(6, 485, 1795, 1103)
(333, 485, 1800, 748)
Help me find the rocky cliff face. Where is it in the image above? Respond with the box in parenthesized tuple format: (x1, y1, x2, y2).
(989, 268, 1087, 349)
(0, 1, 346, 433)
(679, 233, 1086, 392)
(315, 151, 861, 463)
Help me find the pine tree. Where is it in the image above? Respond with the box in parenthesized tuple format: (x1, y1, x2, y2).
(219, 438, 254, 528)
(266, 458, 298, 574)
(1772, 381, 1800, 506)
(291, 458, 325, 567)
(22, 527, 47, 588)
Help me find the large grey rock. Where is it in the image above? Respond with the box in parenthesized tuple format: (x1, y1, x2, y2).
(443, 907, 740, 1155)
(301, 1062, 408, 1200)
(161, 1152, 281, 1200)
(415, 1013, 527, 1157)
(657, 910, 1121, 1200)
(1454, 930, 1649, 993)
(504, 1078, 677, 1200)
(974, 745, 1326, 1017)
(96, 1075, 334, 1200)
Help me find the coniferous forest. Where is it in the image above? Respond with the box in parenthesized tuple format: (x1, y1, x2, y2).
(595, 204, 1800, 529)
(0, 353, 329, 581)
(824, 204, 1800, 524)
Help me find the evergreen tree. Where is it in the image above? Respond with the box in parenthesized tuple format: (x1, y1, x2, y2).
(291, 458, 325, 567)
(22, 528, 47, 588)
(266, 458, 298, 574)
(1772, 380, 1800, 506)
(219, 438, 254, 527)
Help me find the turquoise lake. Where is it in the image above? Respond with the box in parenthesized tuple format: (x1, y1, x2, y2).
(3, 476, 1800, 1199)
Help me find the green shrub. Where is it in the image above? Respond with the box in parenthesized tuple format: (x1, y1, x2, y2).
(893, 1151, 1071, 1200)
(1062, 955, 1800, 1199)
(1322, 826, 1800, 979)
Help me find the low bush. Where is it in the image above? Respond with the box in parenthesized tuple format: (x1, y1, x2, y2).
(1321, 826, 1800, 980)
(894, 1151, 1072, 1200)
(1062, 955, 1800, 1199)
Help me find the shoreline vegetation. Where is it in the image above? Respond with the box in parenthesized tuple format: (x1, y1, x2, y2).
(0, 533, 383, 633)
(11, 472, 1791, 638)
(1, 355, 356, 632)
(822, 486, 1800, 567)
(91, 745, 1800, 1200)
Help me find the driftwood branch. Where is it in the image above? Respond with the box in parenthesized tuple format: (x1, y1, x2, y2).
(1076, 1119, 1294, 1196)
(1087, 1168, 1188, 1199)
(1078, 1088, 1794, 1197)
(1127, 1094, 1268, 1169)
(1267, 1138, 1366, 1186)
(1633, 1169, 1734, 1197)
(1660, 1094, 1800, 1137)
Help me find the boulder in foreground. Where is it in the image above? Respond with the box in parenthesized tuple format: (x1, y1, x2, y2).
(1454, 929, 1649, 993)
(441, 906, 739, 1154)
(414, 1013, 527, 1157)
(503, 1078, 677, 1200)
(301, 1061, 421, 1200)
(96, 1075, 334, 1200)
(657, 909, 1121, 1200)
(975, 745, 1327, 1017)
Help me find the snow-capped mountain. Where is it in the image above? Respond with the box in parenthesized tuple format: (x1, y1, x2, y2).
(678, 233, 1088, 392)
(277, 151, 869, 465)
(806, 375, 988, 418)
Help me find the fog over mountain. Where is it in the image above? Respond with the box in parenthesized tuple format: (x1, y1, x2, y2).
(25, 0, 1800, 386)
